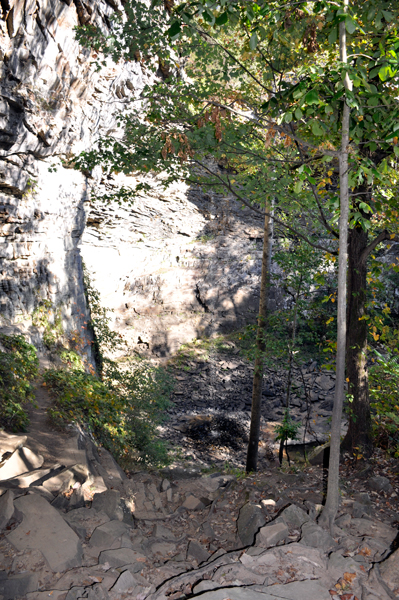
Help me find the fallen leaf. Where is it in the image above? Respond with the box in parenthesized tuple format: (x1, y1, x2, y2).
(344, 572, 357, 584)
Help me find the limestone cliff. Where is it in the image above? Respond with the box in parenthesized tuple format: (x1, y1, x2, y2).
(0, 0, 271, 358)
(0, 0, 146, 354)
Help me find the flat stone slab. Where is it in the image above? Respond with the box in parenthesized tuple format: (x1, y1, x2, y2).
(0, 447, 43, 481)
(0, 490, 14, 530)
(0, 433, 27, 460)
(99, 548, 147, 568)
(90, 519, 131, 548)
(7, 494, 83, 572)
(191, 580, 331, 600)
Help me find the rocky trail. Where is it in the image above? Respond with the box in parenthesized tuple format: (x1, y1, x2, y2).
(1, 371, 399, 600)
(158, 344, 344, 469)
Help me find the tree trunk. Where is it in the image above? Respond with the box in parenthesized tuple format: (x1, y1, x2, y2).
(319, 0, 351, 529)
(342, 195, 373, 456)
(246, 203, 273, 473)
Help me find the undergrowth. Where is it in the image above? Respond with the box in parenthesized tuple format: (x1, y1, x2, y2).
(369, 351, 399, 458)
(44, 267, 173, 469)
(0, 334, 39, 432)
(45, 357, 172, 468)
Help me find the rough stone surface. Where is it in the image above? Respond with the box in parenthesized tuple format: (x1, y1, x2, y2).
(379, 547, 399, 596)
(92, 490, 124, 521)
(367, 476, 394, 495)
(300, 521, 337, 550)
(98, 548, 147, 568)
(0, 572, 39, 600)
(187, 540, 210, 564)
(279, 504, 310, 528)
(256, 522, 289, 548)
(0, 447, 43, 481)
(6, 494, 83, 572)
(0, 490, 14, 530)
(237, 503, 267, 546)
(90, 519, 130, 548)
(0, 433, 27, 460)
(182, 495, 206, 511)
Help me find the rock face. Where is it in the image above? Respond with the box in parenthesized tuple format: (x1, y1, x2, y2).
(0, 0, 147, 356)
(0, 0, 276, 359)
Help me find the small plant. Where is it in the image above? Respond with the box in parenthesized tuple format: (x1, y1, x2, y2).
(45, 359, 172, 468)
(32, 299, 64, 349)
(369, 351, 399, 457)
(0, 334, 39, 432)
(275, 409, 301, 466)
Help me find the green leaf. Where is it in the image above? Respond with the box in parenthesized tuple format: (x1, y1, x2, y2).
(215, 11, 228, 26)
(249, 32, 258, 51)
(382, 10, 393, 22)
(311, 120, 324, 136)
(167, 21, 181, 37)
(294, 107, 303, 119)
(345, 16, 356, 34)
(394, 146, 399, 158)
(304, 90, 320, 105)
(294, 180, 303, 194)
(328, 26, 337, 44)
(367, 96, 379, 107)
(202, 10, 213, 23)
(379, 64, 394, 82)
(284, 112, 293, 123)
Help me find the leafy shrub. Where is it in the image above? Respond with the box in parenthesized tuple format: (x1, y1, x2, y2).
(369, 351, 399, 457)
(32, 299, 64, 349)
(0, 334, 39, 432)
(44, 357, 172, 468)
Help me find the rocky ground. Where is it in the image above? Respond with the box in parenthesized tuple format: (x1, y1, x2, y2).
(0, 378, 399, 600)
(156, 340, 341, 469)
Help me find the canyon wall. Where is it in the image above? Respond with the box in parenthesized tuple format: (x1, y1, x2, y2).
(0, 0, 273, 359)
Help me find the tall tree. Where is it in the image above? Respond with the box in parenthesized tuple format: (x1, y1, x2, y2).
(246, 201, 273, 472)
(319, 0, 351, 528)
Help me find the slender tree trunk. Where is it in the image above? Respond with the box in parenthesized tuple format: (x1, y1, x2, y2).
(342, 191, 373, 456)
(319, 2, 351, 529)
(246, 202, 274, 472)
(279, 279, 301, 464)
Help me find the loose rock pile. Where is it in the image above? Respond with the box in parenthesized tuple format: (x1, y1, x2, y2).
(1, 428, 398, 600)
(163, 353, 343, 467)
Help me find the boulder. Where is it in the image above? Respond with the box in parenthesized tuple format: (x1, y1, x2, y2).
(0, 433, 27, 461)
(256, 522, 289, 548)
(300, 521, 337, 550)
(98, 548, 147, 569)
(367, 476, 393, 495)
(279, 504, 310, 528)
(7, 494, 83, 572)
(182, 495, 206, 510)
(92, 489, 125, 521)
(0, 572, 39, 600)
(0, 447, 43, 481)
(379, 547, 399, 596)
(90, 519, 131, 548)
(42, 464, 89, 494)
(237, 503, 267, 546)
(187, 540, 210, 563)
(63, 507, 110, 539)
(0, 490, 14, 530)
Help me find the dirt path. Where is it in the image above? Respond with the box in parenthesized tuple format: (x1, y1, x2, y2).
(26, 383, 87, 469)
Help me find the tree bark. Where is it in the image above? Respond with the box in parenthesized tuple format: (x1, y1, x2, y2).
(319, 1, 351, 529)
(246, 202, 273, 472)
(342, 192, 373, 456)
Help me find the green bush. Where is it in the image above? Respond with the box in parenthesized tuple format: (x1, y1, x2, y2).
(44, 357, 172, 468)
(0, 334, 39, 432)
(369, 351, 399, 457)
